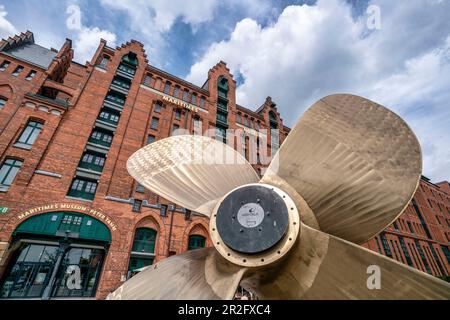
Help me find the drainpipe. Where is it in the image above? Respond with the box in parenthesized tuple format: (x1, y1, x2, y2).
(166, 206, 175, 256)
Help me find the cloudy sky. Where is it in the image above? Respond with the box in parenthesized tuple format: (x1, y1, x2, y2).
(1, 0, 449, 182)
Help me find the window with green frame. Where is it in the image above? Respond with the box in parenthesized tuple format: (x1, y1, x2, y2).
(128, 257, 154, 274)
(111, 76, 131, 90)
(188, 235, 206, 250)
(58, 213, 83, 233)
(98, 110, 120, 125)
(67, 178, 97, 200)
(79, 152, 106, 172)
(105, 92, 125, 106)
(131, 228, 156, 253)
(16, 121, 43, 146)
(0, 158, 23, 191)
(89, 129, 113, 147)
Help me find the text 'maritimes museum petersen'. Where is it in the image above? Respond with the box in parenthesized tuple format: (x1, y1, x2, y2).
(0, 31, 449, 299)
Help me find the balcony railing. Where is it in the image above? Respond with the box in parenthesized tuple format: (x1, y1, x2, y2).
(88, 136, 112, 148)
(67, 189, 95, 201)
(78, 161, 104, 173)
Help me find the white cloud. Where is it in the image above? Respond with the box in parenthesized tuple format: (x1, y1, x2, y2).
(100, 0, 219, 34)
(0, 5, 18, 39)
(186, 0, 450, 181)
(66, 4, 117, 63)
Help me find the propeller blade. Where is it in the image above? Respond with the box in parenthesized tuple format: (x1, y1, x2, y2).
(107, 248, 246, 300)
(261, 94, 422, 244)
(242, 224, 450, 299)
(127, 135, 259, 216)
(301, 227, 450, 299)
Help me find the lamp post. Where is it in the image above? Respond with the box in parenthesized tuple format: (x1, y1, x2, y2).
(41, 230, 71, 300)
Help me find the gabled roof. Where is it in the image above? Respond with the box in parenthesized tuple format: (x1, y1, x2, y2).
(0, 31, 57, 69)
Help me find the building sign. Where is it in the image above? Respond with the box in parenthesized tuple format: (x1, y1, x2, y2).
(16, 203, 117, 231)
(0, 207, 8, 214)
(162, 95, 198, 113)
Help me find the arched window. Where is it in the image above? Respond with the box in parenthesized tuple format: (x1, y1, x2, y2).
(188, 235, 206, 250)
(217, 76, 229, 98)
(128, 228, 157, 278)
(132, 228, 156, 253)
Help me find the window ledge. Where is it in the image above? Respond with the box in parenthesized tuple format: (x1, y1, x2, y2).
(65, 196, 93, 203)
(13, 142, 32, 150)
(0, 185, 9, 193)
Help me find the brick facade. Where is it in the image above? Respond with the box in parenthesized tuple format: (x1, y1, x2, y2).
(0, 32, 448, 299)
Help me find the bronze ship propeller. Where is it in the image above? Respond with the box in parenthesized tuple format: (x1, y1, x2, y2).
(107, 94, 450, 300)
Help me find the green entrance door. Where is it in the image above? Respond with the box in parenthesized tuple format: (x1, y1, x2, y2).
(0, 211, 112, 299)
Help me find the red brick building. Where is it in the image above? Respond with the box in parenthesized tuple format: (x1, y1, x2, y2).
(0, 31, 448, 300)
(0, 31, 289, 299)
(363, 176, 450, 279)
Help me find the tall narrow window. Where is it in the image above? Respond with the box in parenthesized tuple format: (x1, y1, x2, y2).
(407, 221, 415, 234)
(160, 204, 167, 217)
(25, 70, 37, 81)
(143, 74, 153, 86)
(147, 135, 155, 144)
(199, 96, 205, 109)
(414, 240, 432, 274)
(174, 109, 181, 120)
(182, 89, 189, 102)
(153, 101, 162, 113)
(151, 117, 159, 130)
(132, 200, 142, 213)
(164, 82, 171, 94)
(379, 233, 392, 257)
(12, 65, 24, 76)
(191, 93, 197, 105)
(0, 159, 23, 191)
(0, 60, 10, 71)
(16, 121, 43, 147)
(99, 56, 109, 68)
(236, 114, 241, 123)
(173, 86, 180, 98)
(172, 124, 180, 136)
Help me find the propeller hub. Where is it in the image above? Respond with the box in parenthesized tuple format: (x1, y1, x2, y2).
(210, 183, 300, 267)
(216, 185, 289, 254)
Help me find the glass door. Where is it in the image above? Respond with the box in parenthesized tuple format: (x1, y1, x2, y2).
(0, 244, 58, 298)
(52, 247, 104, 298)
